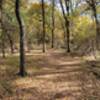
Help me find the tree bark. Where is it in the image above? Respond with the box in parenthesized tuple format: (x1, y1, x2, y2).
(51, 0, 55, 48)
(0, 0, 6, 58)
(41, 0, 46, 52)
(93, 4, 100, 50)
(86, 0, 100, 50)
(1, 39, 5, 58)
(64, 0, 70, 52)
(7, 33, 14, 54)
(59, 0, 70, 52)
(15, 0, 26, 77)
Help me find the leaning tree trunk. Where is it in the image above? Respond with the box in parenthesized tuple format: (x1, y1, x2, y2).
(15, 0, 26, 77)
(41, 0, 46, 53)
(51, 0, 55, 48)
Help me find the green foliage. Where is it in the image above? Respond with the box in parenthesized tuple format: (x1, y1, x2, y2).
(72, 16, 96, 43)
(0, 0, 99, 51)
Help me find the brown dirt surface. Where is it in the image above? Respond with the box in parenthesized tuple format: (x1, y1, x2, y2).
(0, 50, 100, 100)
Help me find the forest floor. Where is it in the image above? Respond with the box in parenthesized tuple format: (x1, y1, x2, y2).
(0, 50, 100, 100)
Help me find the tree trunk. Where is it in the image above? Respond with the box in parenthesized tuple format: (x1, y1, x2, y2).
(86, 0, 100, 50)
(1, 39, 5, 58)
(59, 0, 70, 53)
(6, 33, 14, 54)
(51, 0, 55, 48)
(64, 0, 70, 52)
(0, 0, 6, 58)
(15, 0, 26, 77)
(93, 6, 100, 50)
(41, 0, 46, 53)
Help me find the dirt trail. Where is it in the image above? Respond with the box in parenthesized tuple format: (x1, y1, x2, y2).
(0, 50, 100, 100)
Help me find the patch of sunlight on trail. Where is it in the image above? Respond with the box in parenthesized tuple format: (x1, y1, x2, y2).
(58, 60, 82, 65)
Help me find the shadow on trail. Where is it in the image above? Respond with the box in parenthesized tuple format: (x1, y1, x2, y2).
(0, 51, 100, 100)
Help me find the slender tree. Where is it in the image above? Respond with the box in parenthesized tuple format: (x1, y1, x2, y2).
(0, 0, 6, 58)
(59, 0, 70, 52)
(41, 0, 46, 52)
(6, 33, 14, 54)
(15, 0, 26, 76)
(64, 0, 70, 52)
(86, 0, 100, 50)
(51, 0, 55, 48)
